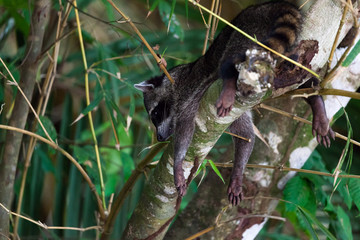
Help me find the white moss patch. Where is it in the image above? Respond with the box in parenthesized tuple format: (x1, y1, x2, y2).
(265, 131, 283, 154)
(156, 195, 170, 203)
(163, 185, 177, 195)
(248, 162, 273, 187)
(183, 161, 194, 179)
(195, 115, 208, 132)
(197, 141, 214, 156)
(167, 163, 174, 175)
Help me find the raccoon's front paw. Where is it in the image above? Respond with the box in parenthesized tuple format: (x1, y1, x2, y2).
(174, 168, 187, 197)
(227, 176, 243, 206)
(216, 79, 237, 117)
(312, 114, 335, 148)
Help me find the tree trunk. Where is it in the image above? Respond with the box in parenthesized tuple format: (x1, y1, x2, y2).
(0, 0, 50, 238)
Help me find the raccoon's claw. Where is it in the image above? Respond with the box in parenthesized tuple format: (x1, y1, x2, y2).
(313, 127, 335, 148)
(174, 169, 187, 197)
(176, 183, 187, 197)
(227, 176, 243, 206)
(312, 113, 335, 148)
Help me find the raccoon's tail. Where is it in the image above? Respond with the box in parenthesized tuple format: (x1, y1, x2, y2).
(265, 5, 302, 54)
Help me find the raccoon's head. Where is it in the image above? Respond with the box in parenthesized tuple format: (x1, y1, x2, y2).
(134, 75, 175, 142)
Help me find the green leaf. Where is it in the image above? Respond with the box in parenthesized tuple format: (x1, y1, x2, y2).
(324, 197, 335, 212)
(298, 206, 337, 240)
(73, 145, 95, 164)
(208, 160, 225, 184)
(101, 0, 116, 22)
(105, 94, 126, 127)
(72, 94, 104, 125)
(150, 0, 161, 12)
(37, 147, 55, 173)
(121, 151, 135, 181)
(169, 0, 177, 29)
(332, 206, 353, 240)
(81, 29, 95, 44)
(159, 1, 184, 41)
(36, 116, 58, 142)
(332, 107, 345, 123)
(335, 179, 352, 209)
(129, 92, 135, 118)
(81, 94, 104, 116)
(342, 39, 360, 67)
(9, 9, 30, 36)
(302, 188, 316, 213)
(283, 176, 310, 212)
(196, 159, 207, 176)
(335, 108, 353, 172)
(296, 209, 319, 239)
(73, 145, 100, 184)
(349, 178, 360, 212)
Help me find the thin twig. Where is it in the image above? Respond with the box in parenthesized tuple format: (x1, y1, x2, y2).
(327, 0, 349, 69)
(282, 88, 360, 100)
(0, 203, 101, 232)
(207, 161, 360, 179)
(322, 0, 359, 87)
(0, 57, 54, 144)
(258, 103, 360, 147)
(201, 0, 216, 55)
(224, 131, 251, 142)
(210, 0, 221, 41)
(106, 0, 175, 84)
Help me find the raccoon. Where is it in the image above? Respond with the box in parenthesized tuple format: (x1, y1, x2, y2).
(135, 1, 334, 205)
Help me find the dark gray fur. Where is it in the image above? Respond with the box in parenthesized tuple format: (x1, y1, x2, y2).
(135, 2, 332, 205)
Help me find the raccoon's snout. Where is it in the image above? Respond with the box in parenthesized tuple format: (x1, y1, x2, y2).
(155, 117, 173, 142)
(156, 127, 172, 141)
(157, 133, 169, 142)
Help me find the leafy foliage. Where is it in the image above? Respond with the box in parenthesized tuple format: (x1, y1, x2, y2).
(342, 39, 360, 67)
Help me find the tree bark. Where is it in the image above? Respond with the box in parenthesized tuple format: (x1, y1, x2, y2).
(122, 0, 359, 239)
(0, 0, 50, 238)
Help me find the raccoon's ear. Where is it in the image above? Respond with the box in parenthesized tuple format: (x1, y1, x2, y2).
(134, 81, 154, 92)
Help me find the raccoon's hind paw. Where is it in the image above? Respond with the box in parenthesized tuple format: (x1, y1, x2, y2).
(312, 115, 335, 148)
(227, 176, 243, 206)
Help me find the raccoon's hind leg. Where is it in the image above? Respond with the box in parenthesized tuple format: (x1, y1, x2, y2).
(301, 78, 335, 147)
(227, 112, 255, 205)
